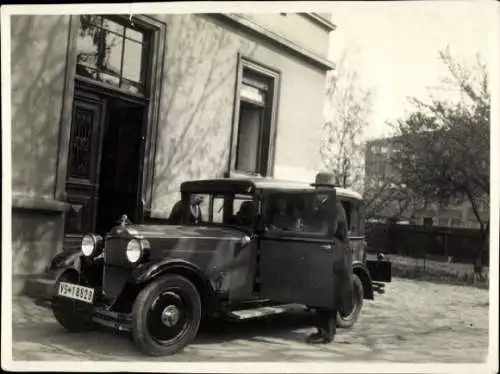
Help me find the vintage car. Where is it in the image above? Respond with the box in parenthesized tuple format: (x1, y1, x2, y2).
(25, 174, 391, 356)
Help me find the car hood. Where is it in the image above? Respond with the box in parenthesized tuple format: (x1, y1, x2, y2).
(109, 224, 247, 241)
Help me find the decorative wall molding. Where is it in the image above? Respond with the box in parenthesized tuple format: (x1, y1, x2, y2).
(301, 13, 337, 32)
(12, 194, 71, 213)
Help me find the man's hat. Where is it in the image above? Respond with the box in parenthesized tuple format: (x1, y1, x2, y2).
(311, 172, 336, 188)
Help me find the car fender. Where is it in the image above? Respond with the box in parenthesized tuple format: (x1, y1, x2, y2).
(352, 261, 374, 300)
(47, 249, 82, 272)
(130, 258, 220, 313)
(24, 266, 80, 301)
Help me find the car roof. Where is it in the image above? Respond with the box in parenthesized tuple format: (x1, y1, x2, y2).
(180, 177, 363, 200)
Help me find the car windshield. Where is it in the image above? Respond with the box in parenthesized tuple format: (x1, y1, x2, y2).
(187, 192, 258, 229)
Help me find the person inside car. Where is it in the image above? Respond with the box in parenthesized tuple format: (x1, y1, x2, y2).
(235, 201, 258, 226)
(167, 195, 205, 224)
(269, 197, 304, 231)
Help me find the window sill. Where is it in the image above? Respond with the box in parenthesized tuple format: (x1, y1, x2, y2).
(225, 170, 266, 179)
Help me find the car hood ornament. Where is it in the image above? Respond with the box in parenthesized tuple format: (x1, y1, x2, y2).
(118, 214, 131, 227)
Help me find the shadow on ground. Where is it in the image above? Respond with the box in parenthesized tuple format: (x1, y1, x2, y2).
(13, 310, 317, 360)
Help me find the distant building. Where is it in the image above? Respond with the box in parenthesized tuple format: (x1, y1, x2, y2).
(364, 135, 488, 228)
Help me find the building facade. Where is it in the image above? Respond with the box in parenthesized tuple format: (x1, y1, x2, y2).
(10, 13, 336, 292)
(364, 136, 489, 227)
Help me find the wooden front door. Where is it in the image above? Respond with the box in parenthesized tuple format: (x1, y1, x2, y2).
(94, 99, 145, 234)
(64, 90, 105, 249)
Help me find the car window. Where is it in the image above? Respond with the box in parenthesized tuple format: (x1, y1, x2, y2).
(188, 193, 256, 228)
(339, 199, 355, 236)
(192, 194, 210, 223)
(359, 203, 365, 235)
(265, 192, 333, 236)
(213, 196, 224, 223)
(230, 194, 258, 227)
(349, 202, 359, 235)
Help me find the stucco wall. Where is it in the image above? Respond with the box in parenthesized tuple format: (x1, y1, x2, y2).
(150, 14, 327, 218)
(11, 15, 70, 200)
(11, 15, 70, 288)
(12, 211, 65, 293)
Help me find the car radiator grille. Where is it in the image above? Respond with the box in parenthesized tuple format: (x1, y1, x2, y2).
(104, 237, 131, 268)
(102, 237, 132, 299)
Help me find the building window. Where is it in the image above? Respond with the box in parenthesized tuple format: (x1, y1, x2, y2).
(230, 57, 280, 177)
(76, 15, 150, 95)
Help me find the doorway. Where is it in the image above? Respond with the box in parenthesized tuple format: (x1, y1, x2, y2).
(64, 88, 146, 247)
(95, 98, 145, 234)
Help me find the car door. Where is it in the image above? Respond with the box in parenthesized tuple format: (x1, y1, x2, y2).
(258, 189, 343, 309)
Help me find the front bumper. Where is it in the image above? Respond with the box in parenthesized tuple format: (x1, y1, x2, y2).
(24, 271, 132, 333)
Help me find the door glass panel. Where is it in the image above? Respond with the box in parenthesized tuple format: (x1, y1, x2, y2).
(122, 39, 143, 83)
(126, 28, 144, 43)
(187, 193, 257, 228)
(213, 196, 224, 223)
(76, 27, 100, 69)
(265, 192, 333, 235)
(349, 202, 359, 235)
(102, 30, 123, 77)
(68, 106, 95, 180)
(75, 15, 148, 94)
(102, 18, 125, 35)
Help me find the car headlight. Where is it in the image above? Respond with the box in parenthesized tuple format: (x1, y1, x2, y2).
(126, 239, 143, 263)
(81, 234, 102, 257)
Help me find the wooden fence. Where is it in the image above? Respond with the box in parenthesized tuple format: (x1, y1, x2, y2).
(365, 222, 489, 266)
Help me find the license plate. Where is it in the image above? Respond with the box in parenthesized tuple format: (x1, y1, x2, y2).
(57, 281, 95, 304)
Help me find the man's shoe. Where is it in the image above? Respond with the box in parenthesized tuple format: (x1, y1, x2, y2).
(306, 332, 333, 344)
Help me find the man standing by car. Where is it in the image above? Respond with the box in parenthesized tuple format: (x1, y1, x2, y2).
(307, 186, 354, 344)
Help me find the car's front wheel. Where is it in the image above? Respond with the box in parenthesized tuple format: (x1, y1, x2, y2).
(336, 273, 364, 329)
(132, 274, 202, 356)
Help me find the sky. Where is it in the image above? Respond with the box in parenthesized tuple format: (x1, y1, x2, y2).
(327, 1, 496, 140)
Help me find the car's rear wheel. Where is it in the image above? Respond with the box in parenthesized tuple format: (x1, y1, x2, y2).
(52, 271, 97, 333)
(132, 274, 201, 356)
(336, 273, 364, 329)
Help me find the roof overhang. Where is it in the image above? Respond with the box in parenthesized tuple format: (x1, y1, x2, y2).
(209, 13, 336, 71)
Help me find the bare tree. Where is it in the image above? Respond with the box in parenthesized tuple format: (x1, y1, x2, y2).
(321, 48, 373, 192)
(393, 47, 490, 278)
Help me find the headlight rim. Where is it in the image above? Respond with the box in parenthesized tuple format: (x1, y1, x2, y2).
(81, 233, 103, 258)
(126, 238, 143, 263)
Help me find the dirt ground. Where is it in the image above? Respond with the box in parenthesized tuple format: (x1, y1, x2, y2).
(11, 277, 489, 362)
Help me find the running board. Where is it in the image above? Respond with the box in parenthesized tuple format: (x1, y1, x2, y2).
(229, 303, 308, 320)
